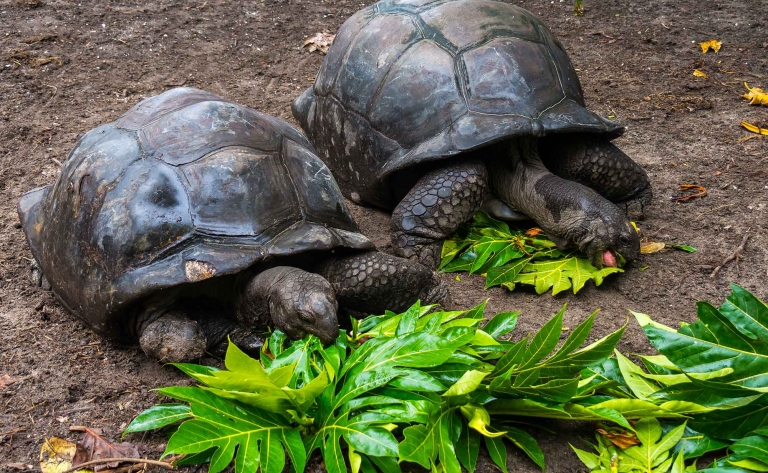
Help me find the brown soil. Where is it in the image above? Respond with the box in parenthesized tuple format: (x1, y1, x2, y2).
(1, 0, 766, 471)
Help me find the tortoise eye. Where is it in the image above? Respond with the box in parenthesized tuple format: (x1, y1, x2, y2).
(619, 235, 630, 245)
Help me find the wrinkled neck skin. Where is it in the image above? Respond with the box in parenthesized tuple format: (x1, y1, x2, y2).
(486, 137, 633, 262)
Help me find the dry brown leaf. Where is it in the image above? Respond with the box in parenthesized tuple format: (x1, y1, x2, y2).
(303, 31, 335, 54)
(597, 429, 641, 449)
(692, 69, 707, 78)
(0, 374, 17, 388)
(741, 121, 768, 136)
(525, 227, 543, 237)
(641, 242, 666, 254)
(71, 427, 140, 471)
(700, 39, 722, 53)
(671, 184, 707, 202)
(742, 82, 768, 106)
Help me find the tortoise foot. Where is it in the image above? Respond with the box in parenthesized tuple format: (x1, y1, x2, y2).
(391, 236, 444, 270)
(616, 187, 653, 221)
(139, 312, 206, 363)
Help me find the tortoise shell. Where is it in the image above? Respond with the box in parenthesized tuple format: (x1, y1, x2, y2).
(18, 88, 373, 338)
(293, 0, 623, 208)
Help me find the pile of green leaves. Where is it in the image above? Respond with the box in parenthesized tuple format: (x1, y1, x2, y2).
(124, 300, 629, 473)
(570, 284, 768, 472)
(439, 212, 623, 295)
(124, 284, 768, 473)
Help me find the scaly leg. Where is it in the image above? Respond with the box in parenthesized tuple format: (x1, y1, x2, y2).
(316, 251, 450, 316)
(391, 161, 488, 268)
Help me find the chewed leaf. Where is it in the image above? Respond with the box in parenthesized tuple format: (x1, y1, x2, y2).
(700, 39, 722, 53)
(442, 212, 623, 295)
(693, 69, 708, 78)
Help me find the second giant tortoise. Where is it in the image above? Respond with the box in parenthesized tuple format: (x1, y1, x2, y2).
(18, 87, 448, 362)
(293, 0, 652, 269)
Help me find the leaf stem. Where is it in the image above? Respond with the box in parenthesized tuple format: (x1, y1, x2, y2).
(60, 458, 175, 473)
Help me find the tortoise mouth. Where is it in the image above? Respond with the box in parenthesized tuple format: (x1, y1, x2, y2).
(602, 250, 617, 267)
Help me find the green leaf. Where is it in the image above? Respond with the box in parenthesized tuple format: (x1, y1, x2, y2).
(622, 418, 687, 472)
(159, 387, 306, 473)
(485, 257, 533, 289)
(667, 244, 698, 253)
(456, 423, 480, 473)
(615, 350, 661, 400)
(123, 404, 192, 436)
(485, 436, 509, 473)
(504, 426, 545, 470)
(398, 407, 462, 473)
(730, 433, 768, 465)
(671, 450, 686, 473)
(662, 423, 730, 460)
(571, 444, 601, 470)
(443, 370, 489, 397)
(492, 378, 580, 404)
(482, 311, 519, 339)
(519, 306, 564, 369)
(728, 458, 768, 472)
(172, 342, 328, 414)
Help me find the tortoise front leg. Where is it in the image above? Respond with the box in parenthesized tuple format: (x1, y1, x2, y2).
(316, 251, 450, 316)
(391, 161, 488, 268)
(488, 138, 640, 267)
(138, 305, 265, 362)
(539, 136, 652, 219)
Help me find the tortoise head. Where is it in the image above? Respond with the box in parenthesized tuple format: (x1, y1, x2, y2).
(268, 269, 340, 346)
(579, 207, 640, 268)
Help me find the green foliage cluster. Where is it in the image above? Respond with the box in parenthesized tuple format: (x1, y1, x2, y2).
(124, 284, 768, 473)
(125, 299, 626, 472)
(439, 212, 622, 295)
(572, 284, 768, 472)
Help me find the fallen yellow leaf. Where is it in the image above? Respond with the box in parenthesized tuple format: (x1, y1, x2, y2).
(700, 39, 722, 53)
(39, 437, 90, 473)
(693, 69, 708, 78)
(641, 242, 666, 254)
(742, 82, 768, 106)
(741, 121, 768, 136)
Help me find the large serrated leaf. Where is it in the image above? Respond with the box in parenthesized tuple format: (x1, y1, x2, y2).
(159, 387, 306, 473)
(515, 256, 623, 295)
(634, 285, 768, 393)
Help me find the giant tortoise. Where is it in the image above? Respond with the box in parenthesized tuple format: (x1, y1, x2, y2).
(293, 0, 652, 269)
(18, 87, 448, 362)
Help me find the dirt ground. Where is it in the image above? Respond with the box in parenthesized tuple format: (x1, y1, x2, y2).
(1, 0, 766, 471)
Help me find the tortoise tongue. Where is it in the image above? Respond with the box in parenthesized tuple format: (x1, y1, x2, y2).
(603, 250, 617, 267)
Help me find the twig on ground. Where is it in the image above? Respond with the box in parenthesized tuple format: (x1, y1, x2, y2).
(60, 458, 175, 473)
(710, 229, 750, 279)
